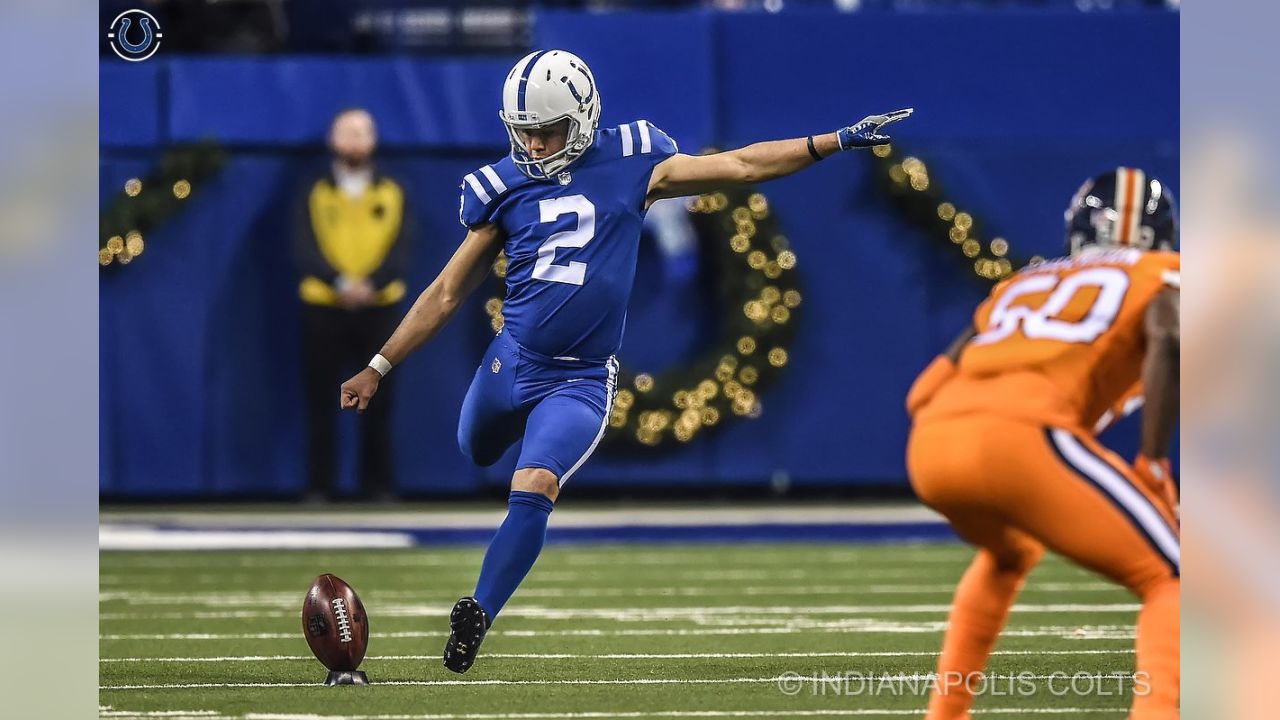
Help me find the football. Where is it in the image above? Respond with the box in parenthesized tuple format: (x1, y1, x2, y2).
(302, 574, 370, 672)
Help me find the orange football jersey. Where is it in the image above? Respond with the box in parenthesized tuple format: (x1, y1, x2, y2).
(917, 247, 1180, 431)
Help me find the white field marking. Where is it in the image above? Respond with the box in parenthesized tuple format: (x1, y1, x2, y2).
(99, 599, 1141, 622)
(98, 503, 943, 530)
(673, 568, 975, 582)
(101, 624, 1135, 641)
(96, 587, 1131, 612)
(101, 610, 279, 620)
(101, 710, 1125, 719)
(238, 707, 1121, 712)
(98, 554, 467, 570)
(98, 581, 1117, 606)
(101, 648, 1134, 663)
(112, 570, 617, 586)
(545, 567, 1016, 583)
(101, 673, 1134, 691)
(515, 581, 1116, 597)
(98, 711, 222, 717)
(511, 625, 1135, 641)
(98, 602, 1138, 622)
(99, 527, 415, 551)
(555, 549, 974, 567)
(509, 581, 1114, 597)
(99, 707, 227, 712)
(493, 603, 1138, 620)
(95, 567, 1102, 590)
(101, 545, 972, 570)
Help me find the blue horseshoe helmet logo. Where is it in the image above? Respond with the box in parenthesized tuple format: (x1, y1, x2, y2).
(108, 10, 163, 62)
(116, 17, 154, 55)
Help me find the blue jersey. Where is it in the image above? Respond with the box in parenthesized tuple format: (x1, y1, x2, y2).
(459, 120, 679, 362)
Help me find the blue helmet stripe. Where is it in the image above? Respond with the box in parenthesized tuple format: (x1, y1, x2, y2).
(578, 65, 594, 104)
(516, 50, 551, 113)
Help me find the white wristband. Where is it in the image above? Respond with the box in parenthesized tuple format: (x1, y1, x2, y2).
(368, 354, 393, 377)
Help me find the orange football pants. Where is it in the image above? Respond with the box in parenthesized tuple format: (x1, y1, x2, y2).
(907, 413, 1179, 720)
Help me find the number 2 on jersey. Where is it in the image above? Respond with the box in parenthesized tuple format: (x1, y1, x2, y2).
(973, 267, 1130, 345)
(532, 195, 595, 285)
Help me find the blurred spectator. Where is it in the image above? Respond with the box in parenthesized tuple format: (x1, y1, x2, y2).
(294, 108, 410, 502)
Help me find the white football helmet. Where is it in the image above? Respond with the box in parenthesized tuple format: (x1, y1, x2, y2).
(499, 50, 601, 179)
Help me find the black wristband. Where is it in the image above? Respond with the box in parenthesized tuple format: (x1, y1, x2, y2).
(806, 135, 824, 162)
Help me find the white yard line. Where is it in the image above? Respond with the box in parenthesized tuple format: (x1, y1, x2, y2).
(99, 567, 1097, 585)
(237, 711, 1123, 719)
(98, 582, 1118, 605)
(99, 707, 222, 712)
(100, 709, 1125, 720)
(101, 673, 1133, 690)
(101, 623, 1136, 641)
(100, 547, 975, 570)
(99, 527, 417, 551)
(100, 648, 1133, 663)
(98, 676, 864, 690)
(98, 593, 1137, 617)
(99, 603, 1137, 621)
(99, 504, 944, 529)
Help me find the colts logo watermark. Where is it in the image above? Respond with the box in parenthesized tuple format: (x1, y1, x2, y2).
(107, 9, 163, 62)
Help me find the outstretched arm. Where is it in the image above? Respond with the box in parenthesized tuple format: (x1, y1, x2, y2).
(646, 109, 912, 205)
(340, 223, 504, 413)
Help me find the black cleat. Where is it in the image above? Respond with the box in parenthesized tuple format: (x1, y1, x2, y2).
(443, 596, 491, 673)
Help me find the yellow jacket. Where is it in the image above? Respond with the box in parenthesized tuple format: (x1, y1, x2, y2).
(295, 168, 409, 307)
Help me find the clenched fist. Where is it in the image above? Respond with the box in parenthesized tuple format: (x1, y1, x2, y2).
(340, 367, 382, 413)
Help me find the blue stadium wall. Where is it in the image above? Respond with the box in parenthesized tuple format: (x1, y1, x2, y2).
(99, 10, 1178, 498)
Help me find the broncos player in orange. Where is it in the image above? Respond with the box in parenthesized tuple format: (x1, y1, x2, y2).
(906, 168, 1180, 720)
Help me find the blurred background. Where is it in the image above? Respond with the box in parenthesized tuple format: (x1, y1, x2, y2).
(97, 0, 1179, 502)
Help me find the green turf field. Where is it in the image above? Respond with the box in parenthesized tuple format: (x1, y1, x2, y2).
(100, 542, 1139, 719)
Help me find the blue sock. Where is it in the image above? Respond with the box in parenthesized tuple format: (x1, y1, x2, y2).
(473, 490, 555, 620)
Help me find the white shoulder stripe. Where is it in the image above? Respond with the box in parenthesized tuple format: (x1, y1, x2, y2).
(479, 165, 506, 195)
(1161, 270, 1180, 289)
(463, 173, 492, 205)
(619, 124, 634, 157)
(637, 119, 652, 154)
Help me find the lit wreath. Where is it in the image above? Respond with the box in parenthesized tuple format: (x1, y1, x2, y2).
(99, 141, 225, 268)
(484, 183, 802, 450)
(871, 143, 1038, 280)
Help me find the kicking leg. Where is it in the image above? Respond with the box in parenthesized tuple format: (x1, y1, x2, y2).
(443, 469, 556, 674)
(445, 376, 612, 674)
(468, 393, 608, 618)
(473, 468, 560, 620)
